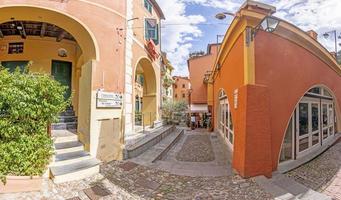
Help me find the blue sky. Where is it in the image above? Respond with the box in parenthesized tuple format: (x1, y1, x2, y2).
(156, 0, 341, 76)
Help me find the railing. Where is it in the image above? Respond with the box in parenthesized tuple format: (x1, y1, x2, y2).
(135, 112, 157, 132)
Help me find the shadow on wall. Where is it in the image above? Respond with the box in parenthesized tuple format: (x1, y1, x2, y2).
(96, 118, 124, 161)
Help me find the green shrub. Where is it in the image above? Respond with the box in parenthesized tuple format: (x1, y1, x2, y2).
(162, 100, 188, 124)
(0, 66, 69, 184)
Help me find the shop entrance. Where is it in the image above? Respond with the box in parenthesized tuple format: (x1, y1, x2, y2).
(280, 86, 336, 162)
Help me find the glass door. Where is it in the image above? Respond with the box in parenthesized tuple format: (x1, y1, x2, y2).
(321, 100, 334, 143)
(296, 97, 320, 157)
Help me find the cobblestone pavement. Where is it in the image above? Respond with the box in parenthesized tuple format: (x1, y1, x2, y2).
(176, 134, 215, 162)
(101, 161, 273, 200)
(0, 173, 139, 200)
(146, 129, 232, 177)
(286, 140, 341, 200)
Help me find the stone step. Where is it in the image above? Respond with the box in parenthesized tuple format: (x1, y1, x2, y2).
(130, 128, 184, 165)
(52, 122, 78, 130)
(55, 141, 84, 154)
(60, 110, 76, 117)
(52, 151, 91, 166)
(50, 158, 100, 184)
(58, 116, 78, 123)
(52, 130, 78, 143)
(255, 174, 332, 200)
(125, 125, 176, 159)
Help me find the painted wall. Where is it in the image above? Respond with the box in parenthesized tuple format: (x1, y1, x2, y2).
(188, 44, 219, 104)
(0, 36, 81, 109)
(0, 1, 127, 160)
(124, 0, 163, 136)
(254, 31, 341, 171)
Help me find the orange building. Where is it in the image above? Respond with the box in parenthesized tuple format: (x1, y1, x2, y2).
(172, 76, 190, 104)
(188, 44, 220, 117)
(209, 0, 341, 178)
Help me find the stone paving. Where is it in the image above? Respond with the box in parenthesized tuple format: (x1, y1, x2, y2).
(0, 128, 274, 200)
(176, 134, 215, 162)
(150, 129, 232, 177)
(286, 140, 341, 200)
(101, 161, 273, 200)
(0, 173, 138, 200)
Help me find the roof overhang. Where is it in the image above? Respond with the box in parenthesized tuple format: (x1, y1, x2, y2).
(149, 0, 165, 20)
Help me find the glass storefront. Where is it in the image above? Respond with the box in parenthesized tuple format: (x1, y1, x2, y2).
(218, 90, 234, 148)
(280, 86, 336, 163)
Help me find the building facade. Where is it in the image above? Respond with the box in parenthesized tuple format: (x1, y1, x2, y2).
(172, 76, 190, 105)
(0, 0, 164, 162)
(188, 44, 220, 123)
(209, 1, 341, 178)
(161, 52, 174, 103)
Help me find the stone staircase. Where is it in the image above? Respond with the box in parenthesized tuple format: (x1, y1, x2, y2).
(49, 108, 100, 184)
(255, 173, 332, 200)
(130, 128, 184, 165)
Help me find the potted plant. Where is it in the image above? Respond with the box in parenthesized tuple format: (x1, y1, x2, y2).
(0, 65, 69, 193)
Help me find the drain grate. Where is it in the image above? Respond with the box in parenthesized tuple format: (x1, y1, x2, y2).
(83, 185, 111, 200)
(118, 161, 139, 171)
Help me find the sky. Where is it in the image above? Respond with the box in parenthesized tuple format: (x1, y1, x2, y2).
(155, 0, 341, 76)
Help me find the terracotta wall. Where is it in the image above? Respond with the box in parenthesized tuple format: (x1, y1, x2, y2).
(213, 35, 245, 129)
(188, 44, 219, 104)
(255, 31, 341, 170)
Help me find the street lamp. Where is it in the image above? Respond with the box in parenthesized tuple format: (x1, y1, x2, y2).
(323, 30, 341, 57)
(215, 12, 235, 20)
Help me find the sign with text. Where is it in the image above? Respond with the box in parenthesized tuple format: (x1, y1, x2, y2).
(96, 91, 122, 108)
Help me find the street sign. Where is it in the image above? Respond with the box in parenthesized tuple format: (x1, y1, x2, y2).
(96, 91, 122, 108)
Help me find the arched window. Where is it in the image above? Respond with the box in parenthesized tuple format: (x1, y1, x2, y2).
(217, 90, 233, 148)
(280, 86, 336, 164)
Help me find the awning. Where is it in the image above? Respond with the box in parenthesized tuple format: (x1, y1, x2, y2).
(190, 104, 208, 113)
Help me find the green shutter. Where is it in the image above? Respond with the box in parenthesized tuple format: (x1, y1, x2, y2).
(154, 24, 159, 45)
(145, 20, 148, 40)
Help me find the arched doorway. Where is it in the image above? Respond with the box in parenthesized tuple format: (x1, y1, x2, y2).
(0, 5, 98, 152)
(134, 57, 157, 128)
(217, 89, 234, 149)
(279, 86, 337, 164)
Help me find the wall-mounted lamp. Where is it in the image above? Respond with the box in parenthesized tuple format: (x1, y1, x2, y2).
(253, 16, 280, 38)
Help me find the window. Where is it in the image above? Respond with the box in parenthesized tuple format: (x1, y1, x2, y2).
(182, 84, 185, 88)
(218, 90, 233, 147)
(174, 84, 177, 89)
(175, 94, 178, 98)
(1, 61, 28, 73)
(8, 42, 24, 54)
(144, 0, 153, 14)
(145, 19, 159, 45)
(182, 93, 185, 98)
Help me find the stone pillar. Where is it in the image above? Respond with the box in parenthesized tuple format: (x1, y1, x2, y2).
(232, 84, 273, 178)
(124, 0, 134, 139)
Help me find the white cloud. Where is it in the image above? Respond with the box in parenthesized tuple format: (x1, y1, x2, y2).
(270, 0, 341, 51)
(183, 0, 241, 11)
(156, 0, 205, 76)
(157, 0, 341, 76)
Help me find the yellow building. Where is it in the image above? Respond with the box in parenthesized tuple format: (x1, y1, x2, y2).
(0, 0, 164, 182)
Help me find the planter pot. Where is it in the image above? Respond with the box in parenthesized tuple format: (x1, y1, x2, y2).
(0, 176, 43, 193)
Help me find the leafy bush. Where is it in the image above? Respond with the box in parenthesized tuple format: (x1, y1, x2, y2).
(162, 100, 188, 124)
(0, 65, 69, 184)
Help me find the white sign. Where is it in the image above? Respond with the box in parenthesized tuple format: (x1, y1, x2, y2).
(96, 91, 122, 108)
(233, 89, 238, 109)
